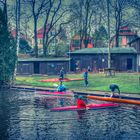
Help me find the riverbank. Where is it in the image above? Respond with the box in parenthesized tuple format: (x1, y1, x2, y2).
(16, 72, 140, 94)
(12, 84, 140, 101)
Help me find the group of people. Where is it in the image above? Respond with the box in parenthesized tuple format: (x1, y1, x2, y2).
(83, 68, 120, 98)
(57, 67, 120, 108)
(76, 83, 120, 108)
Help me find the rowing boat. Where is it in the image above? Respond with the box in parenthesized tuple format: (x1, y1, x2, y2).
(87, 95, 140, 106)
(51, 103, 119, 111)
(38, 91, 73, 96)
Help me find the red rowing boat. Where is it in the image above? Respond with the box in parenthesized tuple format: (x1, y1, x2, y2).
(38, 91, 73, 96)
(51, 103, 119, 111)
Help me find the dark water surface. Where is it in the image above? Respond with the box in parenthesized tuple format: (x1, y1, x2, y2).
(0, 90, 140, 140)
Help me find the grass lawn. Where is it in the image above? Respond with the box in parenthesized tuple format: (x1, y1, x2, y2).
(16, 73, 140, 94)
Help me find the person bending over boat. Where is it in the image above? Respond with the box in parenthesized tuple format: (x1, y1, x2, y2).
(57, 82, 66, 92)
(77, 95, 86, 108)
(109, 84, 120, 97)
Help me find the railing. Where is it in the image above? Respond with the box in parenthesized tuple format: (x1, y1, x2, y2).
(104, 68, 115, 76)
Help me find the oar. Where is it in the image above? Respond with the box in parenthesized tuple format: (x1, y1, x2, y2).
(87, 95, 140, 106)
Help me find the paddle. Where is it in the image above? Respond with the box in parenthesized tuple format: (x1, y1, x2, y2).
(87, 95, 140, 106)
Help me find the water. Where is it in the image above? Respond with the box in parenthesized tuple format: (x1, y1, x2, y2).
(0, 90, 140, 140)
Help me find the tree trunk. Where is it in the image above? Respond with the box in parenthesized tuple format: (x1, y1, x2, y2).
(13, 0, 20, 85)
(107, 0, 111, 69)
(43, 22, 47, 57)
(44, 34, 49, 56)
(34, 17, 38, 58)
(84, 0, 90, 48)
(115, 1, 122, 48)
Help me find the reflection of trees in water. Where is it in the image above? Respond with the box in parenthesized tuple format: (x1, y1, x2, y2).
(59, 98, 65, 106)
(34, 96, 57, 108)
(0, 90, 20, 139)
(0, 91, 10, 139)
(77, 110, 86, 119)
(59, 97, 74, 106)
(34, 96, 73, 108)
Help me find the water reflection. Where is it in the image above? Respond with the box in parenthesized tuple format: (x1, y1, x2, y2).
(77, 110, 86, 119)
(0, 90, 140, 140)
(59, 98, 65, 106)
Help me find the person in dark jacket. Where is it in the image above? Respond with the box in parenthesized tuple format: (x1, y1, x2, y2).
(109, 84, 120, 97)
(59, 67, 64, 82)
(83, 69, 88, 87)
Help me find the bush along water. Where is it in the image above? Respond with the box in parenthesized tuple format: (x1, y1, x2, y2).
(0, 8, 17, 88)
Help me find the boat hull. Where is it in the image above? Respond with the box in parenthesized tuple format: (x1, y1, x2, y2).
(51, 103, 119, 111)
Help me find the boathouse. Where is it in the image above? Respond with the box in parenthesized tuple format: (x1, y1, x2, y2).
(17, 58, 70, 75)
(69, 47, 137, 72)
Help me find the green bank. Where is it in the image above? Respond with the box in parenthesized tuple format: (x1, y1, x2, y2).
(16, 73, 140, 94)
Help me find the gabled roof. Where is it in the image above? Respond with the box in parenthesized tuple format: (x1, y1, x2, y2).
(37, 24, 50, 33)
(70, 47, 137, 54)
(11, 29, 25, 38)
(10, 29, 32, 42)
(37, 24, 51, 38)
(18, 57, 70, 62)
(128, 37, 140, 44)
(111, 26, 137, 38)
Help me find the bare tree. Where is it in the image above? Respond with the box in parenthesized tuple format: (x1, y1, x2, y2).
(69, 0, 105, 49)
(127, 0, 140, 10)
(110, 0, 127, 47)
(126, 0, 140, 29)
(41, 0, 71, 57)
(107, 0, 111, 69)
(69, 0, 92, 49)
(16, 0, 20, 56)
(42, 0, 62, 56)
(23, 0, 47, 58)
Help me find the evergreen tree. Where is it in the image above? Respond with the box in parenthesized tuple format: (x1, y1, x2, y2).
(0, 8, 17, 87)
(93, 26, 108, 48)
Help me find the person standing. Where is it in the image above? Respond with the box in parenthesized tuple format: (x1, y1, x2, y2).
(83, 69, 88, 87)
(59, 67, 64, 82)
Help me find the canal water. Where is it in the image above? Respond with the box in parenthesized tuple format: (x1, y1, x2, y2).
(0, 90, 140, 140)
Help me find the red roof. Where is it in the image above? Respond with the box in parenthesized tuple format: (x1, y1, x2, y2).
(111, 26, 137, 38)
(37, 24, 51, 38)
(10, 29, 32, 42)
(119, 32, 137, 36)
(37, 27, 49, 34)
(37, 33, 44, 39)
(120, 26, 129, 30)
(119, 26, 137, 36)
